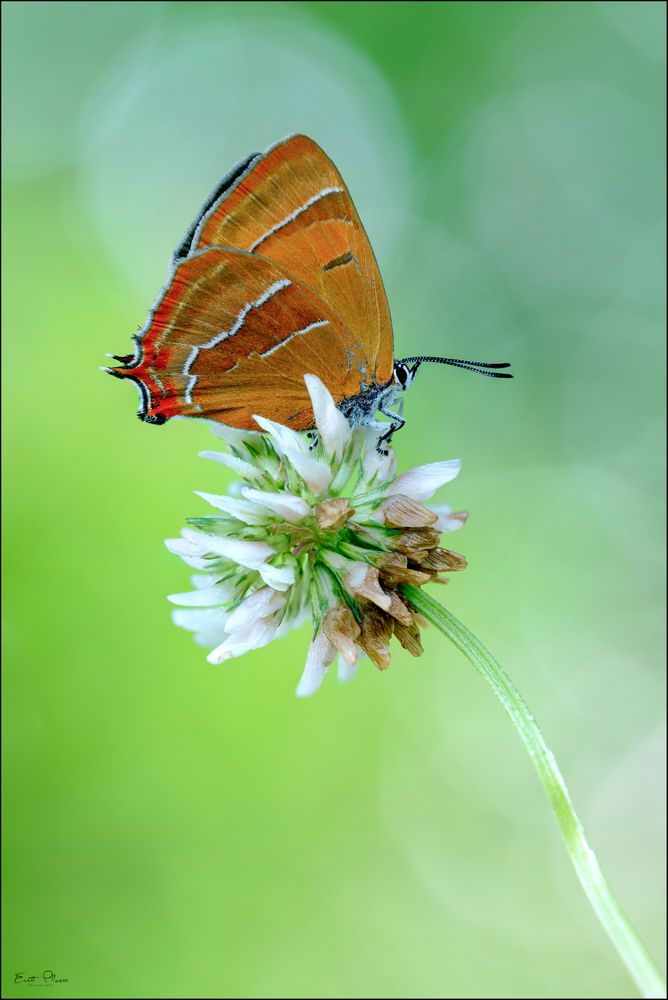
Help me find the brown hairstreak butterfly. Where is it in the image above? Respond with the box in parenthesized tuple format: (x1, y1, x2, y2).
(105, 134, 511, 448)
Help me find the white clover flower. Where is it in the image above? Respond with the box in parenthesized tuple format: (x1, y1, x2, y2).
(166, 375, 468, 696)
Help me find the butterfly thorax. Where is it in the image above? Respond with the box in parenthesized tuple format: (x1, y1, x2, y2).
(338, 368, 408, 432)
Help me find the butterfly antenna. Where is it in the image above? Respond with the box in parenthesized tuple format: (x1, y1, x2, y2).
(399, 356, 513, 379)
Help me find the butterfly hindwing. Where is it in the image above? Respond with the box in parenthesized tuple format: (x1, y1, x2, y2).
(110, 247, 367, 429)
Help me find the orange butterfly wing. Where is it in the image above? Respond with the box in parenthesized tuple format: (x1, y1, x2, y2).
(185, 133, 394, 385)
(110, 135, 394, 429)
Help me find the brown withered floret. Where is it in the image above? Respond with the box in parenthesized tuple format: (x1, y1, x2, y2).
(389, 527, 441, 556)
(392, 617, 424, 657)
(323, 603, 361, 665)
(346, 563, 391, 610)
(315, 497, 355, 530)
(415, 548, 468, 572)
(380, 494, 439, 529)
(385, 591, 414, 627)
(358, 604, 393, 670)
(378, 552, 432, 588)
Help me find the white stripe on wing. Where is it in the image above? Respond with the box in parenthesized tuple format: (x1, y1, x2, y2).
(183, 278, 292, 404)
(249, 187, 344, 252)
(258, 319, 330, 358)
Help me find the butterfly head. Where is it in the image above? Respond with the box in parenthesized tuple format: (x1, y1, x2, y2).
(392, 360, 418, 392)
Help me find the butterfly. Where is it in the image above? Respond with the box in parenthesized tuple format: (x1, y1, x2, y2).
(106, 134, 511, 448)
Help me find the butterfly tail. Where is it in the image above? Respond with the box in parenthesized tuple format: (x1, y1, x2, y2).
(102, 360, 169, 425)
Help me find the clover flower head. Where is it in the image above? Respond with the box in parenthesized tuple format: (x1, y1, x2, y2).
(166, 375, 468, 696)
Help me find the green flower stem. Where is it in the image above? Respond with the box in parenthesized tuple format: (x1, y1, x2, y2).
(401, 584, 665, 999)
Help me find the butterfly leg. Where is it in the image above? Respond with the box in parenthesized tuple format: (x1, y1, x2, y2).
(306, 430, 319, 452)
(376, 406, 406, 454)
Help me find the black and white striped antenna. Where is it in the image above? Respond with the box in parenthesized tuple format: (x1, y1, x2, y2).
(398, 356, 513, 379)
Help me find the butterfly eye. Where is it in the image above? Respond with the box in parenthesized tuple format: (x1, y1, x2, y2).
(394, 363, 410, 388)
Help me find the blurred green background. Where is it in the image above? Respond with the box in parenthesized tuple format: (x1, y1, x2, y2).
(2, 2, 665, 997)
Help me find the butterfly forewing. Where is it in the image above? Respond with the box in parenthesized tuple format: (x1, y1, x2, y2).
(188, 134, 394, 385)
(172, 151, 260, 263)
